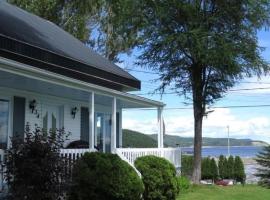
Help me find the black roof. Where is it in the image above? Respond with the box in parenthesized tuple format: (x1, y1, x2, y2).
(0, 1, 140, 91)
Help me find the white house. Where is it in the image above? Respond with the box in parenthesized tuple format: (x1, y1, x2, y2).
(0, 1, 181, 177)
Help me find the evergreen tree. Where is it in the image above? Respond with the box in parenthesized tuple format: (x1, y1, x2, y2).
(223, 157, 229, 179)
(234, 156, 246, 184)
(202, 157, 211, 180)
(255, 145, 270, 188)
(218, 155, 226, 179)
(227, 156, 235, 179)
(210, 158, 218, 181)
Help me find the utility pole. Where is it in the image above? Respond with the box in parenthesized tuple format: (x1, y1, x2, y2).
(227, 125, 230, 157)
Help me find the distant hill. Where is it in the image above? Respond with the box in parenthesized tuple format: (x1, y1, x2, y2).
(122, 129, 268, 148)
(122, 129, 157, 148)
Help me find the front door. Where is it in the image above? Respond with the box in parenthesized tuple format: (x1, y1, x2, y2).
(42, 104, 60, 133)
(95, 112, 111, 153)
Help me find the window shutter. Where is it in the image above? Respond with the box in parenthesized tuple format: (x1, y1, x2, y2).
(13, 96, 25, 140)
(80, 107, 89, 143)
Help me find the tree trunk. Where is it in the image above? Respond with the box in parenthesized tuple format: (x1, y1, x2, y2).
(191, 65, 204, 184)
(192, 108, 203, 184)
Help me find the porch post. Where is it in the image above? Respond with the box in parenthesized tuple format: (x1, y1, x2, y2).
(89, 92, 95, 149)
(111, 97, 117, 152)
(157, 107, 164, 148)
(119, 110, 123, 147)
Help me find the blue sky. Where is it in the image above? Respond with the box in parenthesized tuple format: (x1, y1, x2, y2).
(120, 30, 270, 143)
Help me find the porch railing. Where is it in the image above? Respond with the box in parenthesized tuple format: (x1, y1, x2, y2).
(115, 148, 181, 169)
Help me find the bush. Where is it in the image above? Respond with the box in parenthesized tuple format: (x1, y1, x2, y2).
(201, 157, 218, 181)
(202, 157, 211, 180)
(5, 125, 68, 200)
(210, 158, 218, 181)
(69, 152, 143, 200)
(234, 156, 245, 184)
(181, 155, 193, 177)
(256, 145, 270, 188)
(177, 176, 190, 191)
(135, 155, 179, 200)
(227, 156, 235, 179)
(218, 155, 227, 179)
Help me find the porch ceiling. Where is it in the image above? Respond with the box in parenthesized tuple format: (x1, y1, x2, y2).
(0, 59, 165, 108)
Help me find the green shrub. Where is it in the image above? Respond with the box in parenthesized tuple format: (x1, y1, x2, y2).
(181, 155, 193, 177)
(202, 157, 211, 180)
(234, 156, 245, 184)
(135, 155, 179, 200)
(256, 145, 270, 188)
(218, 155, 227, 179)
(210, 158, 218, 181)
(177, 176, 190, 191)
(69, 152, 143, 200)
(5, 126, 68, 200)
(227, 156, 235, 179)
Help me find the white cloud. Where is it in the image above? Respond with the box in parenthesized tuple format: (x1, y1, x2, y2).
(122, 108, 270, 143)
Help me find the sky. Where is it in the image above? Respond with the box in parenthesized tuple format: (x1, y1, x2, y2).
(119, 30, 270, 144)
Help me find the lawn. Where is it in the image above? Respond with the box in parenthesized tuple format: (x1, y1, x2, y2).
(177, 185, 270, 200)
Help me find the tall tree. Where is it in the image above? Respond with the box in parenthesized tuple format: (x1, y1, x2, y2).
(110, 0, 270, 183)
(255, 145, 270, 188)
(8, 0, 138, 62)
(227, 156, 235, 179)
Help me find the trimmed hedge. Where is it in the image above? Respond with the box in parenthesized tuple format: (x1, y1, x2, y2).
(135, 155, 179, 200)
(69, 152, 144, 200)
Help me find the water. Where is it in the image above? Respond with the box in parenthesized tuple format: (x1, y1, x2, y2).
(181, 146, 264, 158)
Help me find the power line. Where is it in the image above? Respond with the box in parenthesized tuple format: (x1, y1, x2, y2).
(123, 104, 270, 111)
(134, 86, 270, 95)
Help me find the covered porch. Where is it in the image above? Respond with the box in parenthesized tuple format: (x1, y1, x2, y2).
(0, 57, 181, 169)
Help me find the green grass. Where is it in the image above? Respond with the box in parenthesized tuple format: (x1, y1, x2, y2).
(178, 185, 270, 200)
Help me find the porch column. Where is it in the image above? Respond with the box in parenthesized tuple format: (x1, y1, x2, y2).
(89, 92, 95, 149)
(111, 97, 117, 152)
(157, 107, 164, 148)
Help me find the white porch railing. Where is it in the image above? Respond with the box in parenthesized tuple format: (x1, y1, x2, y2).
(60, 148, 96, 161)
(115, 148, 181, 168)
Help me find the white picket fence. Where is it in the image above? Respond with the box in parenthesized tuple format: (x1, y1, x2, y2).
(115, 148, 181, 168)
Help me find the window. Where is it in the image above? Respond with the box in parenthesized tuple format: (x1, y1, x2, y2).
(0, 100, 9, 149)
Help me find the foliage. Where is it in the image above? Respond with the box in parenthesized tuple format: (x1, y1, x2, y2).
(227, 156, 235, 179)
(135, 155, 179, 200)
(8, 0, 137, 62)
(255, 145, 270, 188)
(181, 155, 194, 178)
(234, 156, 246, 184)
(201, 157, 211, 180)
(104, 0, 270, 183)
(177, 176, 190, 191)
(202, 157, 218, 181)
(69, 152, 143, 200)
(218, 155, 227, 179)
(210, 158, 218, 181)
(5, 125, 68, 200)
(122, 129, 157, 148)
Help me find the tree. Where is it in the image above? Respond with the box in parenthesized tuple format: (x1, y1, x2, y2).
(227, 156, 235, 179)
(210, 158, 218, 181)
(5, 125, 69, 200)
(8, 0, 138, 62)
(218, 155, 226, 179)
(234, 156, 246, 184)
(255, 145, 270, 188)
(201, 157, 211, 180)
(107, 0, 270, 183)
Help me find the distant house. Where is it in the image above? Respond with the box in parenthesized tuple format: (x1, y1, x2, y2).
(0, 1, 180, 175)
